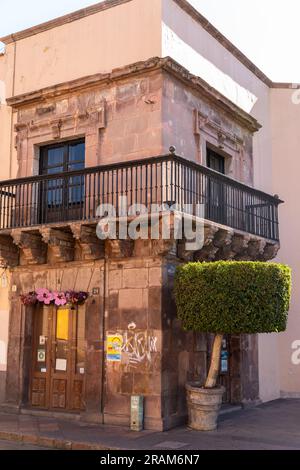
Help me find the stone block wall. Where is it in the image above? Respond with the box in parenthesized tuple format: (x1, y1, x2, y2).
(105, 256, 164, 429)
(162, 72, 255, 185)
(5, 261, 105, 422)
(4, 250, 210, 430)
(14, 67, 164, 179)
(11, 58, 259, 185)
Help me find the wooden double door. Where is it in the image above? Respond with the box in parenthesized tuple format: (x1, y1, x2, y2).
(30, 305, 86, 411)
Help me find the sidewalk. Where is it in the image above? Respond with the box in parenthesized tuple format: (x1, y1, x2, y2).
(0, 399, 299, 450)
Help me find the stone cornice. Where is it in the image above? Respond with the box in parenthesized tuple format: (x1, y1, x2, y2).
(7, 56, 261, 133)
(0, 0, 132, 44)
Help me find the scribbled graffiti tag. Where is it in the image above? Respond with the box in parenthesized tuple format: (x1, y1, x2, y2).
(122, 331, 158, 367)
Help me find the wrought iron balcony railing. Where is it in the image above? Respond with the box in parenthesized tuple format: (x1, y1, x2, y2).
(0, 154, 282, 241)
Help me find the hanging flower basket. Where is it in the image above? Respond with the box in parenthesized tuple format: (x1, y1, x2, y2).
(20, 288, 89, 307)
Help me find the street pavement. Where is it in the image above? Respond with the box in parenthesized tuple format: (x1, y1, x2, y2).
(0, 439, 48, 450)
(0, 399, 299, 450)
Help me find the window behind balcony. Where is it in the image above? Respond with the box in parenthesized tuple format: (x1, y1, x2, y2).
(206, 147, 226, 226)
(39, 139, 85, 223)
(207, 148, 225, 174)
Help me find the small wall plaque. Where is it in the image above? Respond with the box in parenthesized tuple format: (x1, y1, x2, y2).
(37, 350, 46, 363)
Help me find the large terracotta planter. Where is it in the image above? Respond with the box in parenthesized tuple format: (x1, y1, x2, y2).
(186, 383, 225, 431)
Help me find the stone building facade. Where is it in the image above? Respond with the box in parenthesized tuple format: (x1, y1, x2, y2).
(0, 0, 296, 429)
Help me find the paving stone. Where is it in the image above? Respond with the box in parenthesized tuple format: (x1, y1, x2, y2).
(0, 400, 299, 450)
(154, 441, 189, 449)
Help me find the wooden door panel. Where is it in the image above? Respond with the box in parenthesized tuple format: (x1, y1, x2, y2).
(30, 305, 86, 412)
(72, 379, 84, 410)
(31, 377, 47, 407)
(51, 379, 67, 409)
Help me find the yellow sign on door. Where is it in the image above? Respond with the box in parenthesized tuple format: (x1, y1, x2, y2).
(56, 308, 69, 341)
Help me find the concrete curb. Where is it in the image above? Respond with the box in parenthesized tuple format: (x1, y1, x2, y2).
(0, 431, 119, 450)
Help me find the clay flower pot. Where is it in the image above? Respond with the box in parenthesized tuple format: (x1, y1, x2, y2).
(186, 383, 225, 431)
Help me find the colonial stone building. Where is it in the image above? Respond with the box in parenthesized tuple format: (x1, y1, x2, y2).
(0, 0, 298, 429)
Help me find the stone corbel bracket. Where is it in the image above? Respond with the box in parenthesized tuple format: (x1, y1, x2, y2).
(70, 223, 105, 260)
(0, 234, 19, 268)
(105, 239, 134, 259)
(178, 220, 280, 262)
(11, 230, 47, 265)
(40, 227, 75, 263)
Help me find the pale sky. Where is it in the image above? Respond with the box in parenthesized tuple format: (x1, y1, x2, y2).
(0, 0, 299, 82)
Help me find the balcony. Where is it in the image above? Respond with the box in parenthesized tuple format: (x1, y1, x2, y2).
(0, 153, 282, 266)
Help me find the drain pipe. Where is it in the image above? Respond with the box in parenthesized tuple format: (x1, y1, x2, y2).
(100, 252, 108, 424)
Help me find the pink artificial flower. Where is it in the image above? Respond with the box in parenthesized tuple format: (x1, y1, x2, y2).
(53, 291, 67, 306)
(36, 288, 54, 305)
(20, 291, 38, 306)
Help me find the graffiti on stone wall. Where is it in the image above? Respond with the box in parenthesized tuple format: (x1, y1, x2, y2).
(121, 323, 158, 368)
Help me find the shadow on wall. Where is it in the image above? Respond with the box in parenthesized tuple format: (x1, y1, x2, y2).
(0, 340, 7, 367)
(0, 340, 7, 404)
(162, 23, 258, 113)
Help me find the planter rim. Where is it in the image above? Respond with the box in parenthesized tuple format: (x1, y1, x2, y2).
(186, 383, 225, 395)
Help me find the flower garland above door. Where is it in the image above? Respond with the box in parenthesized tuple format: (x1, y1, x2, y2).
(20, 288, 89, 307)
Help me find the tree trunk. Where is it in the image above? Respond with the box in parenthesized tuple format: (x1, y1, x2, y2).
(205, 334, 223, 389)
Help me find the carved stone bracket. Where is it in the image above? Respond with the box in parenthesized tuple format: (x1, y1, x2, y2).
(151, 239, 177, 257)
(0, 234, 19, 268)
(231, 233, 251, 259)
(247, 238, 267, 260)
(213, 229, 235, 260)
(40, 227, 75, 263)
(70, 224, 105, 260)
(260, 241, 280, 261)
(105, 239, 134, 259)
(179, 221, 279, 263)
(213, 228, 234, 248)
(11, 230, 47, 265)
(204, 224, 219, 247)
(177, 240, 195, 262)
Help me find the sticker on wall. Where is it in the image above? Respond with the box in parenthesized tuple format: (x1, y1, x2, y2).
(107, 335, 123, 362)
(221, 350, 229, 373)
(37, 350, 46, 363)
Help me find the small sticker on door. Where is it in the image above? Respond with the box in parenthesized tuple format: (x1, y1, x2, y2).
(37, 350, 46, 363)
(56, 358, 67, 371)
(39, 335, 46, 345)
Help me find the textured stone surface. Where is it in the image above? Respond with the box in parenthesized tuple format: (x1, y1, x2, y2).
(2, 58, 278, 430)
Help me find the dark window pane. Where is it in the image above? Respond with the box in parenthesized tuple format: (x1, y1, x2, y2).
(69, 142, 85, 163)
(68, 162, 85, 172)
(47, 166, 64, 175)
(46, 147, 64, 169)
(207, 149, 225, 174)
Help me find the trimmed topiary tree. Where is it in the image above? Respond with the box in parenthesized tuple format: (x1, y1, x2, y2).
(174, 261, 291, 389)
